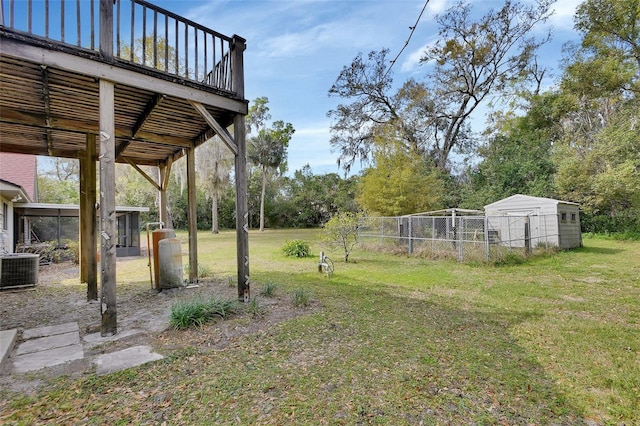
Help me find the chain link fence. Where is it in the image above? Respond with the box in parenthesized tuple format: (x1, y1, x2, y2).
(359, 214, 560, 262)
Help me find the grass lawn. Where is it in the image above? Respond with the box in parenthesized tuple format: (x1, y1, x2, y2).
(1, 229, 639, 425)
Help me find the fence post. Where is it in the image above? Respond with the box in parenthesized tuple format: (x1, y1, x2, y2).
(458, 217, 464, 261)
(524, 216, 530, 255)
(408, 217, 413, 254)
(484, 216, 490, 262)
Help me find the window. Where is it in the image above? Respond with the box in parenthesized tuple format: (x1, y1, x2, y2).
(571, 213, 576, 223)
(561, 212, 567, 223)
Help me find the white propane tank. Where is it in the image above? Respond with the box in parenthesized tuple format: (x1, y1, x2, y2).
(158, 238, 183, 289)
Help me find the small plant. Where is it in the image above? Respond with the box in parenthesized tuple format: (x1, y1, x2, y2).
(170, 298, 208, 329)
(184, 263, 213, 278)
(259, 282, 278, 297)
(319, 211, 366, 262)
(246, 297, 265, 317)
(170, 296, 241, 329)
(291, 288, 311, 307)
(281, 239, 311, 258)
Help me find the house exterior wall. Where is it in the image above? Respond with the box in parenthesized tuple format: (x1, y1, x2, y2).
(0, 153, 37, 202)
(0, 196, 14, 253)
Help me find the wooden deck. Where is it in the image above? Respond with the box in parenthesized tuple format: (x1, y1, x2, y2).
(0, 0, 250, 336)
(0, 0, 247, 166)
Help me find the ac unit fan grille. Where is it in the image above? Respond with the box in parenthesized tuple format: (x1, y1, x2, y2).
(0, 254, 39, 288)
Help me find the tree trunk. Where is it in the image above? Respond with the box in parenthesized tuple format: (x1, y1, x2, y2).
(259, 167, 267, 232)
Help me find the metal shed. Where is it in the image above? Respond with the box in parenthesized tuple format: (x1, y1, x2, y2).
(484, 194, 582, 249)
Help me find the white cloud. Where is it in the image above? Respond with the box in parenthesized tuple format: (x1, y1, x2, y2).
(400, 36, 438, 73)
(426, 0, 451, 16)
(549, 0, 581, 31)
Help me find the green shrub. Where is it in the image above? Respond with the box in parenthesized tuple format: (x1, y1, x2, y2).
(281, 239, 311, 258)
(291, 288, 311, 307)
(246, 298, 265, 317)
(259, 282, 278, 297)
(170, 296, 240, 329)
(170, 299, 208, 329)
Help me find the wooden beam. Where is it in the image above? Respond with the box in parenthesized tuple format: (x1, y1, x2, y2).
(41, 64, 54, 155)
(99, 78, 117, 336)
(124, 157, 161, 191)
(116, 93, 166, 158)
(186, 145, 198, 283)
(189, 100, 237, 155)
(158, 162, 169, 227)
(132, 94, 165, 138)
(162, 157, 173, 190)
(0, 109, 194, 148)
(1, 38, 249, 114)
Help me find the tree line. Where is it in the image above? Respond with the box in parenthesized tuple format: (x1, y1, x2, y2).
(37, 0, 639, 236)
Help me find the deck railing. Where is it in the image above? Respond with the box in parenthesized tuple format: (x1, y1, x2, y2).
(0, 0, 239, 93)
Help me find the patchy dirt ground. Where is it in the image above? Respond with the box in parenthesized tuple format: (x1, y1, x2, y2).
(0, 260, 318, 393)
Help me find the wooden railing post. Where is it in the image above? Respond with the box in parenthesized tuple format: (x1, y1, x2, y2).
(231, 35, 246, 98)
(99, 0, 113, 60)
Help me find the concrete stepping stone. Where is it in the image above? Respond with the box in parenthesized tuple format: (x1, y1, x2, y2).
(22, 322, 79, 340)
(94, 345, 163, 375)
(12, 322, 83, 373)
(16, 331, 80, 355)
(0, 329, 18, 365)
(13, 344, 84, 373)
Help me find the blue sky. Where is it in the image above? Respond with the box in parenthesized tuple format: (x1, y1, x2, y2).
(36, 0, 583, 176)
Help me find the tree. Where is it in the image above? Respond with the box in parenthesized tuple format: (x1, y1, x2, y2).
(119, 36, 186, 75)
(574, 0, 640, 73)
(281, 165, 359, 227)
(320, 211, 365, 262)
(44, 158, 79, 182)
(357, 131, 443, 216)
(114, 163, 158, 224)
(196, 137, 234, 233)
(246, 97, 295, 232)
(550, 0, 640, 232)
(246, 96, 271, 134)
(328, 0, 553, 172)
(460, 92, 559, 208)
(554, 102, 640, 232)
(38, 158, 80, 204)
(37, 176, 79, 204)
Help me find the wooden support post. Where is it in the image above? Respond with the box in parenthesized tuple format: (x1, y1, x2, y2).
(231, 35, 249, 302)
(80, 133, 98, 300)
(158, 163, 168, 227)
(99, 79, 117, 336)
(80, 150, 87, 283)
(235, 113, 249, 302)
(99, 0, 116, 336)
(186, 145, 198, 284)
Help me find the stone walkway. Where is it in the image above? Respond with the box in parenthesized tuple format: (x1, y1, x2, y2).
(1, 321, 164, 377)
